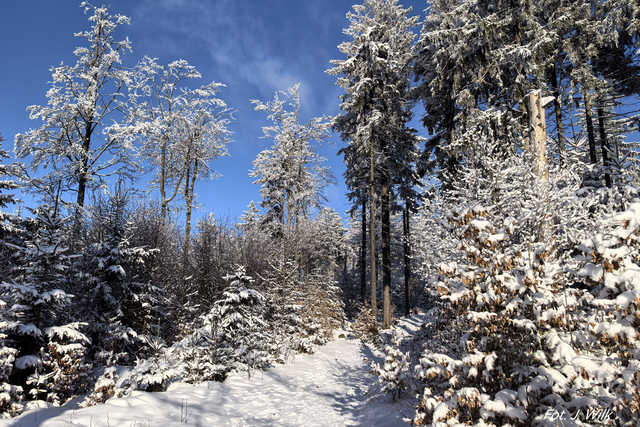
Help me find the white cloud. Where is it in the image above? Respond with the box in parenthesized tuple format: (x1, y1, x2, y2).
(133, 0, 310, 98)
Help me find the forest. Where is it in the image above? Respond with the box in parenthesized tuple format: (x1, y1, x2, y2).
(0, 0, 639, 425)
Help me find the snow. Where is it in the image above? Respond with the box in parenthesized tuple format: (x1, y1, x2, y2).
(3, 336, 414, 426)
(487, 232, 506, 243)
(593, 322, 637, 342)
(46, 324, 90, 344)
(577, 263, 603, 282)
(470, 219, 491, 231)
(14, 355, 41, 370)
(432, 401, 451, 422)
(17, 323, 41, 338)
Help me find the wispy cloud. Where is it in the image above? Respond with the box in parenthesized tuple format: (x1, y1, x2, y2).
(132, 0, 314, 100)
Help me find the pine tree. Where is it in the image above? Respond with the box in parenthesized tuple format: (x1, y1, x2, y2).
(0, 133, 23, 284)
(79, 187, 159, 364)
(329, 0, 418, 328)
(371, 331, 410, 400)
(0, 207, 88, 406)
(0, 134, 20, 235)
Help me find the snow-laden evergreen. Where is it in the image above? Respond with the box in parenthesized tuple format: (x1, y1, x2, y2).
(112, 263, 344, 396)
(0, 208, 89, 415)
(408, 136, 640, 425)
(77, 188, 161, 365)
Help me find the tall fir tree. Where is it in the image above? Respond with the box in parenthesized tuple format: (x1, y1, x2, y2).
(329, 0, 418, 327)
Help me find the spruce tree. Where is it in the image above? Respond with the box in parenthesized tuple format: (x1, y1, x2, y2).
(329, 0, 418, 328)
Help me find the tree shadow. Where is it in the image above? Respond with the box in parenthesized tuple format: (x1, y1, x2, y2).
(10, 336, 420, 426)
(292, 341, 416, 426)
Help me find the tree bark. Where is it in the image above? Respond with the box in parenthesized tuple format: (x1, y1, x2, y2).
(597, 106, 612, 187)
(550, 65, 565, 153)
(74, 121, 93, 237)
(381, 172, 391, 329)
(159, 135, 186, 224)
(526, 90, 548, 181)
(76, 174, 88, 209)
(160, 137, 168, 221)
(526, 90, 550, 242)
(183, 158, 197, 263)
(369, 137, 377, 321)
(445, 95, 457, 179)
(403, 204, 411, 316)
(583, 90, 598, 164)
(76, 121, 93, 209)
(76, 174, 87, 210)
(360, 198, 367, 304)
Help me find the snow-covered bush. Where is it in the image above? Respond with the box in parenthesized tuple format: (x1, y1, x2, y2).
(414, 208, 552, 425)
(371, 331, 410, 400)
(262, 258, 344, 356)
(411, 147, 640, 425)
(0, 342, 22, 418)
(202, 266, 271, 371)
(0, 207, 91, 413)
(81, 367, 118, 407)
(351, 305, 380, 345)
(569, 202, 640, 421)
(78, 190, 161, 365)
(113, 260, 345, 395)
(116, 266, 270, 393)
(37, 324, 91, 405)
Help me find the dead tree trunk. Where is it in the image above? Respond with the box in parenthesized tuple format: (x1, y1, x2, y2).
(526, 90, 549, 181)
(525, 90, 550, 242)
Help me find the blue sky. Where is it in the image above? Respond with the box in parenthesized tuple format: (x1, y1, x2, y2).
(0, 0, 425, 224)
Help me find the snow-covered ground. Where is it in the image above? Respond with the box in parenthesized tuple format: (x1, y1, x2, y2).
(3, 331, 420, 426)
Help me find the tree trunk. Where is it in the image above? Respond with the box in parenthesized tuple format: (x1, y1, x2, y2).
(550, 65, 565, 153)
(160, 137, 168, 221)
(583, 90, 598, 164)
(76, 174, 87, 210)
(525, 90, 548, 181)
(597, 106, 612, 187)
(343, 250, 347, 282)
(369, 138, 377, 322)
(526, 90, 550, 242)
(360, 198, 367, 304)
(381, 172, 391, 329)
(74, 123, 93, 236)
(183, 159, 193, 263)
(445, 95, 457, 179)
(76, 122, 93, 209)
(403, 204, 411, 316)
(160, 136, 187, 225)
(520, 98, 530, 151)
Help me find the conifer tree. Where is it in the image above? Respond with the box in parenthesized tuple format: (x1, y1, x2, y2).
(329, 0, 418, 327)
(0, 207, 88, 406)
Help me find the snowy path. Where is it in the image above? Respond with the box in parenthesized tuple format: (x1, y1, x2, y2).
(4, 336, 415, 426)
